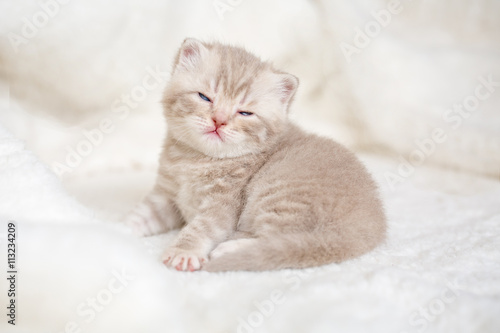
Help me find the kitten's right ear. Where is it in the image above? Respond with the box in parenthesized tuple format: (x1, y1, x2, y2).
(173, 38, 207, 73)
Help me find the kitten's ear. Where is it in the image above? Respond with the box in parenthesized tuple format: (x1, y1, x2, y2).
(276, 73, 299, 109)
(174, 38, 207, 73)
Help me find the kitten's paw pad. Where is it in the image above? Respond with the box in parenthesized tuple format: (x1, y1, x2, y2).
(162, 249, 206, 272)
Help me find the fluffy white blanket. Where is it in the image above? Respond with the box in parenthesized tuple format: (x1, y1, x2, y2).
(1, 122, 499, 333)
(1, 0, 499, 332)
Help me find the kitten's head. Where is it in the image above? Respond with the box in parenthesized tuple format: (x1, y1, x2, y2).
(163, 38, 298, 158)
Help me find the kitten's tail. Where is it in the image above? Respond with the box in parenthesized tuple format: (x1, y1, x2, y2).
(203, 231, 383, 272)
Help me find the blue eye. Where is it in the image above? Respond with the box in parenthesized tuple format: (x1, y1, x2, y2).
(198, 92, 211, 102)
(238, 111, 253, 116)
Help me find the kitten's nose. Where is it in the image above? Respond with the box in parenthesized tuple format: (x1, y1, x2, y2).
(212, 114, 227, 128)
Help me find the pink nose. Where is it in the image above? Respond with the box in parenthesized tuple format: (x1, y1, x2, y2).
(212, 114, 227, 128)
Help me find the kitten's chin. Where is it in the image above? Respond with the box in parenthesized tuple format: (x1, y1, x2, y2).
(176, 133, 258, 159)
(199, 141, 257, 159)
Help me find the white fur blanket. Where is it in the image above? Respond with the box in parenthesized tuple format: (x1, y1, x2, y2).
(1, 0, 500, 332)
(1, 123, 499, 333)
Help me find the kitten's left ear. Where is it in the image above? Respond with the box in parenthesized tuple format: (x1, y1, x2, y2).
(174, 38, 207, 73)
(276, 73, 299, 109)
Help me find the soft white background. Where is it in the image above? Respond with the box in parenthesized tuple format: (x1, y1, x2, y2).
(0, 1, 499, 332)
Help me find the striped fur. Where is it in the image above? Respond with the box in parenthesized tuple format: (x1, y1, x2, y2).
(125, 39, 386, 272)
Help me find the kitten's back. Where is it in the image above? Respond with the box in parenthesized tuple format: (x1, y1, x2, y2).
(204, 124, 386, 271)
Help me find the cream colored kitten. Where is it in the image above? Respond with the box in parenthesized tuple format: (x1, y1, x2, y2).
(125, 38, 386, 272)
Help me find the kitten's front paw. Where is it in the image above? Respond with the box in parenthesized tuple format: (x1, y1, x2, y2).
(162, 248, 207, 272)
(124, 203, 166, 237)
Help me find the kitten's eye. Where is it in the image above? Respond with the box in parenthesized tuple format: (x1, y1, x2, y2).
(238, 111, 253, 116)
(198, 92, 211, 102)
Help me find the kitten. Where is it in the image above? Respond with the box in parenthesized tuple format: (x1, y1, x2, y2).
(125, 38, 386, 272)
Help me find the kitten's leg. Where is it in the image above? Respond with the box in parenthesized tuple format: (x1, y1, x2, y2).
(162, 206, 239, 271)
(124, 188, 183, 237)
(210, 238, 257, 260)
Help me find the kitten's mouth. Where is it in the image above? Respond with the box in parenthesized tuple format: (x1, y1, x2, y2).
(205, 129, 223, 141)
